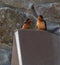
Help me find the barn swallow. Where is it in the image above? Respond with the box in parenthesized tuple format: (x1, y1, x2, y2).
(36, 15, 47, 30)
(21, 18, 32, 29)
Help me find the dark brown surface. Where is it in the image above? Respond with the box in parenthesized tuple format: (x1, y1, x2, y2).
(11, 30, 60, 65)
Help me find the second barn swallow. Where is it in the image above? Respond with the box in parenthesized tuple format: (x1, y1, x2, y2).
(36, 15, 47, 30)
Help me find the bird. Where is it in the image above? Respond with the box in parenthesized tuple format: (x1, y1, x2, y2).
(21, 18, 32, 29)
(36, 15, 47, 30)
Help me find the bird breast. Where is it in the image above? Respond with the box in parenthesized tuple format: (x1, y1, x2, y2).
(22, 24, 30, 29)
(36, 21, 45, 30)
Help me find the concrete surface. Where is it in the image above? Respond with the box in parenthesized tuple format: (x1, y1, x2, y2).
(11, 30, 60, 65)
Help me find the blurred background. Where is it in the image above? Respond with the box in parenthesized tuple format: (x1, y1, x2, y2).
(0, 0, 60, 65)
(0, 0, 60, 8)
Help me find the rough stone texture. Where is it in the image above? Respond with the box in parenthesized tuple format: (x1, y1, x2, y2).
(0, 0, 60, 8)
(0, 1, 60, 65)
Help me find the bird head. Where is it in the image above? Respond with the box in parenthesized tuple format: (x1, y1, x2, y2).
(37, 15, 43, 21)
(25, 18, 32, 24)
